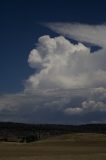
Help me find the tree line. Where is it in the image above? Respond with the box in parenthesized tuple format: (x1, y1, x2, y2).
(0, 122, 106, 143)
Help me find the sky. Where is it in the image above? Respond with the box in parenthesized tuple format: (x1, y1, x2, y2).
(0, 0, 106, 124)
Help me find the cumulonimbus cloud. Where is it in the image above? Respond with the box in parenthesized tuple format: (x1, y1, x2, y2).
(24, 23, 106, 120)
(0, 23, 106, 123)
(25, 26, 106, 91)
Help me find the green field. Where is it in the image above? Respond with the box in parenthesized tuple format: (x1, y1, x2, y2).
(0, 133, 106, 160)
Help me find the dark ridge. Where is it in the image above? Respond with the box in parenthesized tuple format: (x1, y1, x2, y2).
(0, 122, 106, 143)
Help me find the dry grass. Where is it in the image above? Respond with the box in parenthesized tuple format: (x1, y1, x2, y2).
(0, 133, 106, 160)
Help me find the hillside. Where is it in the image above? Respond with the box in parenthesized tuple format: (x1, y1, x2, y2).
(0, 122, 106, 142)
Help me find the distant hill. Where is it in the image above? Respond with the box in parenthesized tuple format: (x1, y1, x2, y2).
(0, 122, 106, 143)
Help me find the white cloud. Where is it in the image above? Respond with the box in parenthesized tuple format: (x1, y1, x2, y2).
(91, 87, 106, 100)
(0, 23, 106, 123)
(25, 32, 106, 91)
(82, 100, 106, 112)
(0, 88, 87, 123)
(64, 99, 106, 115)
(28, 49, 43, 69)
(46, 23, 106, 46)
(64, 107, 83, 114)
(64, 87, 106, 115)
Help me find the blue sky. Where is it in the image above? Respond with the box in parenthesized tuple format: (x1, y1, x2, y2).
(0, 0, 106, 93)
(0, 0, 106, 123)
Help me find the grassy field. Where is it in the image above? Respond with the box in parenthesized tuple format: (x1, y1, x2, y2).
(0, 133, 106, 160)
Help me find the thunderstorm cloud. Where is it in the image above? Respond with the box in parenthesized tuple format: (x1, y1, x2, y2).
(0, 23, 106, 123)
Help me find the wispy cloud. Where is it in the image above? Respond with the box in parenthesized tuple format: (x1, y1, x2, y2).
(46, 23, 106, 46)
